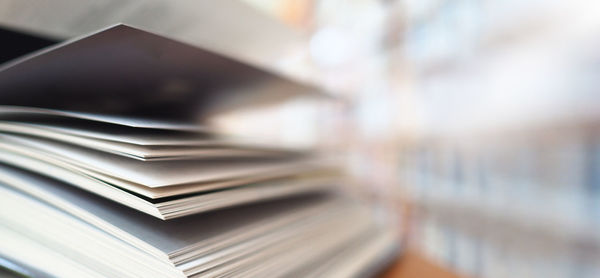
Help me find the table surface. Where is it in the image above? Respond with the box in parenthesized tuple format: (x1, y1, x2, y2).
(380, 251, 462, 278)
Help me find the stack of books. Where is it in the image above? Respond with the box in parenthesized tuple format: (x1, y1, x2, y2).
(0, 25, 397, 277)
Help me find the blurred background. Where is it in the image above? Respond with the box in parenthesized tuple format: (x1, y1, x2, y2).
(2, 0, 600, 277)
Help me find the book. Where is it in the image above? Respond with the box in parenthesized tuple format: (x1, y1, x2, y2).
(0, 24, 398, 277)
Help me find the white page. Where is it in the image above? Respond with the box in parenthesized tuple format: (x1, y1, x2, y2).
(0, 136, 330, 199)
(0, 179, 359, 278)
(0, 133, 322, 187)
(0, 226, 105, 278)
(0, 121, 296, 160)
(0, 121, 306, 160)
(0, 164, 338, 254)
(0, 183, 183, 278)
(0, 120, 215, 146)
(0, 148, 161, 217)
(0, 145, 335, 221)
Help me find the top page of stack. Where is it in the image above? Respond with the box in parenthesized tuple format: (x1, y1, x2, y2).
(0, 24, 335, 220)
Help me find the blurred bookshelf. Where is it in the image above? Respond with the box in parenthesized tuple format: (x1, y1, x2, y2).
(243, 0, 600, 277)
(394, 0, 600, 278)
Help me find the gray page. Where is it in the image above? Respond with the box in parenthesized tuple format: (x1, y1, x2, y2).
(0, 25, 324, 124)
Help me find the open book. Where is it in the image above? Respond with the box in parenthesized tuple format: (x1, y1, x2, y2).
(0, 24, 398, 277)
(0, 24, 337, 219)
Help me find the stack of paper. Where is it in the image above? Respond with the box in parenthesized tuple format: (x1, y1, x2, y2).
(0, 24, 398, 277)
(0, 108, 337, 220)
